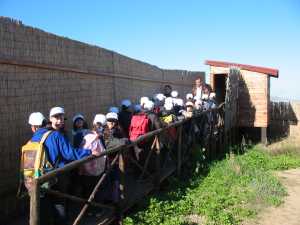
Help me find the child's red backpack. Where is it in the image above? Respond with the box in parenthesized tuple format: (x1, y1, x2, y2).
(129, 114, 150, 142)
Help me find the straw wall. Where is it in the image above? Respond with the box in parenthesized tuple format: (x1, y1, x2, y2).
(0, 17, 204, 218)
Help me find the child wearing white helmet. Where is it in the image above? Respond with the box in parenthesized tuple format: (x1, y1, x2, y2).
(140, 96, 150, 109)
(76, 113, 107, 200)
(49, 106, 66, 132)
(23, 108, 99, 224)
(171, 90, 179, 98)
(153, 93, 165, 115)
(186, 93, 193, 101)
(28, 112, 47, 128)
(194, 99, 203, 111)
(182, 101, 194, 118)
(173, 98, 184, 116)
(103, 112, 127, 203)
(93, 114, 107, 141)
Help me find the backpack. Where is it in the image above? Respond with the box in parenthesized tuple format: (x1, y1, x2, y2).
(160, 114, 177, 140)
(161, 114, 174, 124)
(19, 131, 53, 193)
(129, 114, 150, 142)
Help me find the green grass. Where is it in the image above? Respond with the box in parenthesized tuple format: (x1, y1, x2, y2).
(124, 145, 300, 225)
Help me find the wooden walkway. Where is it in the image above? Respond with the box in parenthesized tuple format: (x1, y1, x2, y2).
(12, 104, 228, 225)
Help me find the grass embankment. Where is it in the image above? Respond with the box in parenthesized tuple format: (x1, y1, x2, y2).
(124, 145, 300, 225)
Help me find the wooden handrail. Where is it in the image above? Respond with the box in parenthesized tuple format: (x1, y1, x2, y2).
(37, 104, 224, 184)
(29, 103, 225, 225)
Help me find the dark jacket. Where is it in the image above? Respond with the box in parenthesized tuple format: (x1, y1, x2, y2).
(146, 111, 162, 131)
(118, 110, 133, 137)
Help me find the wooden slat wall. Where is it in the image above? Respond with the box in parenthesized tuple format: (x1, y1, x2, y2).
(210, 66, 270, 128)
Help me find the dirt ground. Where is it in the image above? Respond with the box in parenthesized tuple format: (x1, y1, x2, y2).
(244, 168, 300, 225)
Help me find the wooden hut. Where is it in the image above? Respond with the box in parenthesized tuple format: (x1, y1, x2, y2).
(205, 60, 279, 143)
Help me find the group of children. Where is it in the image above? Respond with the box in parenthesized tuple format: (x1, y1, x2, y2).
(21, 86, 217, 225)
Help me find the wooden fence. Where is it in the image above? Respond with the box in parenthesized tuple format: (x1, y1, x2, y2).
(28, 104, 226, 225)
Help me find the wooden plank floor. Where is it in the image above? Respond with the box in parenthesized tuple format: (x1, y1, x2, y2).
(9, 158, 176, 225)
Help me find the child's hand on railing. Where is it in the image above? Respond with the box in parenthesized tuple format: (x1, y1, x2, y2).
(91, 149, 101, 156)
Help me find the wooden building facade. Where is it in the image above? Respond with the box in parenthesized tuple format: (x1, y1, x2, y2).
(205, 60, 279, 143)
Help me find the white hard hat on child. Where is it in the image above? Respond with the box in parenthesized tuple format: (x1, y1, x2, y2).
(186, 93, 193, 100)
(49, 106, 65, 117)
(165, 97, 173, 104)
(171, 90, 179, 98)
(144, 100, 154, 111)
(155, 93, 166, 101)
(174, 98, 184, 106)
(202, 94, 209, 100)
(72, 113, 84, 122)
(93, 114, 106, 125)
(209, 92, 216, 99)
(121, 99, 132, 107)
(28, 112, 45, 126)
(164, 102, 173, 111)
(195, 99, 202, 106)
(109, 106, 119, 114)
(140, 96, 150, 106)
(106, 112, 118, 121)
(193, 96, 200, 101)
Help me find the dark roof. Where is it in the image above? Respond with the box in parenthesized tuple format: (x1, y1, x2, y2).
(205, 60, 279, 77)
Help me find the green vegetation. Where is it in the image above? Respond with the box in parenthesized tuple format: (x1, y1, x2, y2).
(124, 145, 300, 225)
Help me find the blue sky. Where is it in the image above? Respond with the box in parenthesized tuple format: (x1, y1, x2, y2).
(1, 0, 300, 99)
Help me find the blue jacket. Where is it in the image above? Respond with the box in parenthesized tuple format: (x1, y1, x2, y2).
(31, 128, 91, 168)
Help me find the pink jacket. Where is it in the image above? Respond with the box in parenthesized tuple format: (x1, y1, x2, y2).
(79, 131, 106, 176)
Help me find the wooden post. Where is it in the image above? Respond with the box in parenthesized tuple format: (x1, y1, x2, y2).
(30, 179, 40, 225)
(155, 135, 161, 189)
(261, 127, 268, 146)
(177, 126, 182, 176)
(118, 152, 125, 224)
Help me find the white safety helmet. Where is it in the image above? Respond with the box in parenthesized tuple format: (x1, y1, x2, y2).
(144, 100, 155, 111)
(165, 97, 173, 105)
(186, 93, 193, 100)
(202, 94, 209, 100)
(164, 102, 174, 111)
(49, 106, 65, 118)
(106, 112, 118, 121)
(174, 98, 184, 107)
(209, 92, 216, 99)
(28, 112, 45, 126)
(171, 90, 179, 98)
(93, 114, 106, 125)
(140, 96, 150, 106)
(155, 93, 166, 102)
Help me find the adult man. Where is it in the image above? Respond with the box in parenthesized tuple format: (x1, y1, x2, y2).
(163, 84, 172, 98)
(192, 77, 204, 100)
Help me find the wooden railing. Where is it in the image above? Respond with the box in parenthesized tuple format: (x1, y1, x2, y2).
(29, 104, 225, 225)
